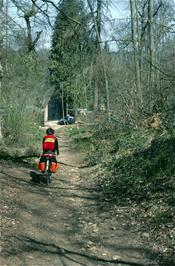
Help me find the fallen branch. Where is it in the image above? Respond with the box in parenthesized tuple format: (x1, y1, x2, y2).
(0, 146, 40, 159)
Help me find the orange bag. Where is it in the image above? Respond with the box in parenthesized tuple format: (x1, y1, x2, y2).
(50, 162, 59, 173)
(38, 162, 46, 172)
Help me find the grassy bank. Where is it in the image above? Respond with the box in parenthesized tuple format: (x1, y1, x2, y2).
(67, 123, 175, 265)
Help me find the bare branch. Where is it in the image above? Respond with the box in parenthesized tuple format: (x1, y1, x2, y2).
(33, 30, 42, 47)
(140, 1, 163, 39)
(142, 55, 175, 79)
(41, 0, 86, 29)
(0, 9, 25, 31)
(31, 0, 53, 29)
(11, 0, 26, 14)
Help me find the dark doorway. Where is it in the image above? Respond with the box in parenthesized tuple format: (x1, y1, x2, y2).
(48, 98, 66, 120)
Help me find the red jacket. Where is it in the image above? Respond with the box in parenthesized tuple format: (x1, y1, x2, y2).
(42, 134, 59, 154)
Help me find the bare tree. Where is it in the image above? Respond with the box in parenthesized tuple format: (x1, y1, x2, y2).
(148, 0, 155, 86)
(130, 0, 142, 104)
(93, 0, 102, 112)
(11, 0, 42, 53)
(0, 0, 4, 141)
(87, 0, 111, 120)
(0, 60, 3, 141)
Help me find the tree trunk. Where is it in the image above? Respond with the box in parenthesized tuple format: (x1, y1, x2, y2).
(96, 0, 102, 45)
(93, 73, 99, 112)
(0, 0, 5, 141)
(61, 83, 65, 121)
(130, 0, 142, 104)
(0, 75, 2, 141)
(87, 0, 111, 121)
(12, 1, 42, 53)
(24, 15, 33, 53)
(0, 42, 3, 141)
(148, 0, 155, 86)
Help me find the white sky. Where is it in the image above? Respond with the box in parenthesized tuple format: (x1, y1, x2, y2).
(110, 0, 129, 19)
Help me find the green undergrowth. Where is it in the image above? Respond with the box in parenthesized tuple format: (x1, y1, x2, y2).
(101, 133, 175, 203)
(66, 125, 93, 154)
(67, 123, 175, 218)
(67, 123, 175, 264)
(1, 114, 43, 148)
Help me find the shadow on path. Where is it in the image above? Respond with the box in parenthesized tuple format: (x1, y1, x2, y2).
(4, 235, 155, 266)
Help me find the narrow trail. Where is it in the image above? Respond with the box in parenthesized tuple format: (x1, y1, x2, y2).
(0, 129, 159, 266)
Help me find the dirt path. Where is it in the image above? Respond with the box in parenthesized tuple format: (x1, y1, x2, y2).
(0, 129, 160, 266)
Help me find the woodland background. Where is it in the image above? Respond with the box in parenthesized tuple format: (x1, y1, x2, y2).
(0, 0, 175, 264)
